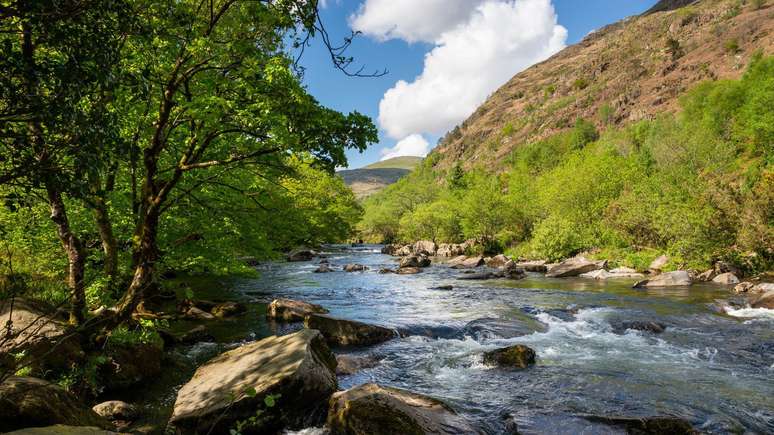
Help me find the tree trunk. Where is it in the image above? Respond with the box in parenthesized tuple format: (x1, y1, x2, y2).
(46, 187, 86, 325)
(113, 207, 159, 323)
(93, 196, 119, 287)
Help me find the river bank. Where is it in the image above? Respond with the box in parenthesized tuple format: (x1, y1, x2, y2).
(4, 244, 773, 434)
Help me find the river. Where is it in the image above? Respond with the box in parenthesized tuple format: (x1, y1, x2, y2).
(132, 244, 774, 434)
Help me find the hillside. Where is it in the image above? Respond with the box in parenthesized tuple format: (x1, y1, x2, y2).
(339, 156, 423, 198)
(364, 156, 423, 170)
(430, 0, 774, 169)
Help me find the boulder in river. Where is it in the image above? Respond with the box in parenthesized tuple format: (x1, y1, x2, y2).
(211, 301, 246, 318)
(613, 320, 666, 334)
(458, 271, 498, 280)
(395, 245, 413, 256)
(516, 260, 548, 272)
(380, 244, 400, 255)
(344, 264, 368, 272)
(581, 415, 697, 434)
(396, 267, 422, 275)
(462, 317, 546, 340)
(335, 354, 382, 376)
(287, 248, 316, 262)
(304, 314, 395, 346)
(399, 255, 431, 268)
(546, 256, 606, 278)
(92, 400, 138, 423)
(267, 298, 329, 322)
(447, 255, 468, 266)
(100, 340, 163, 391)
(0, 376, 111, 432)
(712, 272, 740, 285)
(413, 240, 437, 256)
(4, 426, 120, 435)
(485, 254, 510, 268)
(169, 329, 337, 434)
(750, 289, 774, 309)
(580, 269, 645, 280)
(436, 243, 465, 257)
(734, 282, 755, 293)
(314, 263, 335, 273)
(0, 299, 83, 374)
(452, 256, 485, 269)
(482, 344, 536, 369)
(178, 325, 215, 344)
(696, 269, 716, 282)
(378, 268, 396, 274)
(326, 383, 479, 435)
(634, 270, 692, 288)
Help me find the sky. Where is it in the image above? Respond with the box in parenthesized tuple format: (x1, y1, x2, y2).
(297, 0, 658, 169)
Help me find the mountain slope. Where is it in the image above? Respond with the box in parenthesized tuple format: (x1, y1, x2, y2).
(338, 157, 423, 198)
(430, 0, 774, 169)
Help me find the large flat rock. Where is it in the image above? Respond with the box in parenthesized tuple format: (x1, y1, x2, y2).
(326, 383, 479, 435)
(169, 329, 337, 434)
(267, 298, 329, 322)
(546, 256, 605, 278)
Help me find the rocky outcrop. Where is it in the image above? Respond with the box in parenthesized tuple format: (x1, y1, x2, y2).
(482, 344, 536, 369)
(413, 240, 437, 256)
(326, 383, 479, 435)
(0, 299, 83, 374)
(712, 272, 740, 285)
(546, 256, 606, 278)
(634, 270, 692, 288)
(287, 249, 316, 262)
(0, 376, 111, 432)
(335, 354, 381, 376)
(169, 329, 337, 434)
(267, 298, 329, 322)
(344, 264, 368, 272)
(436, 243, 466, 257)
(304, 314, 395, 346)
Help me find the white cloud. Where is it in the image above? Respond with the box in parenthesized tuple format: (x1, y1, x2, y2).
(380, 134, 430, 161)
(350, 0, 486, 44)
(373, 0, 567, 140)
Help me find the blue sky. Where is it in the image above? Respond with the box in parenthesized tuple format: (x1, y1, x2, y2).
(297, 0, 657, 168)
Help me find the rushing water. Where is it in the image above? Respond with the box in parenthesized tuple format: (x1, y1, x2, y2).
(132, 245, 774, 434)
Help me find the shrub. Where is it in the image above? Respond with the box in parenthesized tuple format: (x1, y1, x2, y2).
(572, 78, 589, 90)
(529, 216, 587, 262)
(724, 38, 740, 54)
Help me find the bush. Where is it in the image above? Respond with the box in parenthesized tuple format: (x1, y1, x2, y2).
(529, 216, 587, 262)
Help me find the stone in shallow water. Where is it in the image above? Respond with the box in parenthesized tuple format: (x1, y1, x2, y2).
(483, 344, 536, 369)
(546, 256, 606, 278)
(634, 270, 692, 287)
(304, 314, 396, 346)
(169, 329, 337, 434)
(335, 354, 382, 376)
(267, 298, 329, 322)
(326, 383, 480, 435)
(462, 317, 546, 340)
(613, 320, 667, 334)
(580, 415, 697, 434)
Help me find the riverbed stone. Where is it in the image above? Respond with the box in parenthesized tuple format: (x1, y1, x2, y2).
(436, 243, 465, 257)
(546, 256, 606, 278)
(399, 255, 431, 268)
(4, 426, 119, 434)
(304, 314, 395, 346)
(734, 282, 755, 293)
(447, 255, 468, 266)
(452, 256, 485, 269)
(326, 383, 479, 435)
(581, 415, 696, 434)
(287, 248, 315, 262)
(750, 289, 774, 309)
(344, 264, 368, 272)
(413, 240, 437, 256)
(211, 301, 246, 318)
(486, 254, 510, 268)
(315, 263, 335, 273)
(267, 298, 329, 322)
(635, 270, 692, 287)
(92, 400, 138, 422)
(100, 341, 163, 391)
(516, 260, 548, 272)
(0, 299, 83, 374)
(712, 272, 740, 285)
(396, 267, 422, 274)
(458, 271, 498, 280)
(482, 344, 536, 369)
(614, 320, 666, 334)
(462, 317, 546, 340)
(0, 376, 111, 432)
(395, 245, 413, 256)
(169, 329, 337, 434)
(381, 244, 400, 255)
(335, 354, 381, 376)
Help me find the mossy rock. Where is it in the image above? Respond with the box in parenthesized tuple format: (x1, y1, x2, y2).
(483, 344, 536, 369)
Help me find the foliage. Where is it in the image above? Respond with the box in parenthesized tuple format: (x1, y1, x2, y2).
(359, 58, 774, 272)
